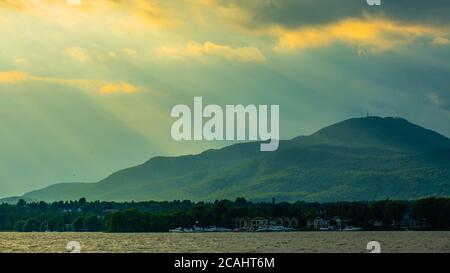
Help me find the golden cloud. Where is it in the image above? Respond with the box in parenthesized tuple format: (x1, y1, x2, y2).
(122, 48, 138, 59)
(0, 70, 139, 95)
(123, 0, 180, 28)
(0, 70, 30, 83)
(0, 0, 180, 30)
(100, 82, 139, 94)
(193, 0, 253, 30)
(65, 47, 91, 63)
(64, 46, 128, 64)
(160, 41, 266, 63)
(272, 18, 438, 52)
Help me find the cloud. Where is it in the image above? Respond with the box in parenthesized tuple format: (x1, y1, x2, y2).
(65, 47, 91, 63)
(122, 48, 138, 59)
(428, 92, 442, 106)
(122, 0, 181, 28)
(191, 1, 449, 53)
(65, 47, 123, 64)
(0, 71, 30, 83)
(13, 58, 28, 66)
(272, 18, 436, 52)
(0, 0, 181, 29)
(0, 70, 140, 95)
(428, 92, 450, 111)
(206, 0, 450, 29)
(432, 37, 450, 46)
(160, 41, 266, 63)
(100, 82, 140, 94)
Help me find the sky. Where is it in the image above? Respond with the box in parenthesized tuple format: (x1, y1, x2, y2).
(0, 0, 449, 197)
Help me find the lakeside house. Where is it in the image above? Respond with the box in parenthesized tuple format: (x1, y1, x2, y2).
(367, 215, 428, 230)
(232, 217, 299, 230)
(306, 216, 352, 230)
(331, 216, 344, 230)
(400, 215, 428, 230)
(307, 217, 330, 230)
(371, 220, 384, 228)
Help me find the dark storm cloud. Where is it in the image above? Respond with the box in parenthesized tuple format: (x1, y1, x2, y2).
(216, 0, 450, 28)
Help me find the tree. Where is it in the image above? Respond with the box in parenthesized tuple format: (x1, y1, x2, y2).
(384, 200, 406, 228)
(83, 215, 102, 231)
(17, 199, 26, 207)
(105, 209, 147, 232)
(412, 198, 450, 229)
(23, 218, 40, 232)
(72, 217, 85, 231)
(13, 220, 26, 232)
(38, 201, 48, 211)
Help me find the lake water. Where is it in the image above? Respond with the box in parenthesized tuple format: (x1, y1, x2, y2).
(0, 231, 449, 253)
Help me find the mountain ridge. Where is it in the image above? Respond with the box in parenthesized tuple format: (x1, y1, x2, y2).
(21, 116, 450, 202)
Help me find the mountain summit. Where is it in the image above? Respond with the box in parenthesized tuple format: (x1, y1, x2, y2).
(23, 117, 450, 202)
(310, 117, 450, 152)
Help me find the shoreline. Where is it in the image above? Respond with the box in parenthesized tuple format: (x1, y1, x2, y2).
(1, 231, 449, 253)
(1, 230, 449, 233)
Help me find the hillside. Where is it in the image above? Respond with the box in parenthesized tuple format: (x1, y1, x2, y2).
(23, 117, 450, 202)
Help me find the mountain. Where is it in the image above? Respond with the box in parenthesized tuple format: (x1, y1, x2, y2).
(307, 117, 450, 152)
(23, 117, 450, 202)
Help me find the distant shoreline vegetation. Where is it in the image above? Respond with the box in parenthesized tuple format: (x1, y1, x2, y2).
(0, 197, 449, 232)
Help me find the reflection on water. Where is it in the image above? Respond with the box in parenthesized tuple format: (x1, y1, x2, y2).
(0, 231, 449, 253)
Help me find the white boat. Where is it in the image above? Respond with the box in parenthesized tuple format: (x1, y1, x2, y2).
(169, 227, 184, 233)
(210, 226, 232, 232)
(342, 226, 362, 231)
(255, 225, 292, 232)
(170, 226, 233, 233)
(193, 227, 205, 232)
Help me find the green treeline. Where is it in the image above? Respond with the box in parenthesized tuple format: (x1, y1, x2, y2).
(0, 197, 449, 232)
